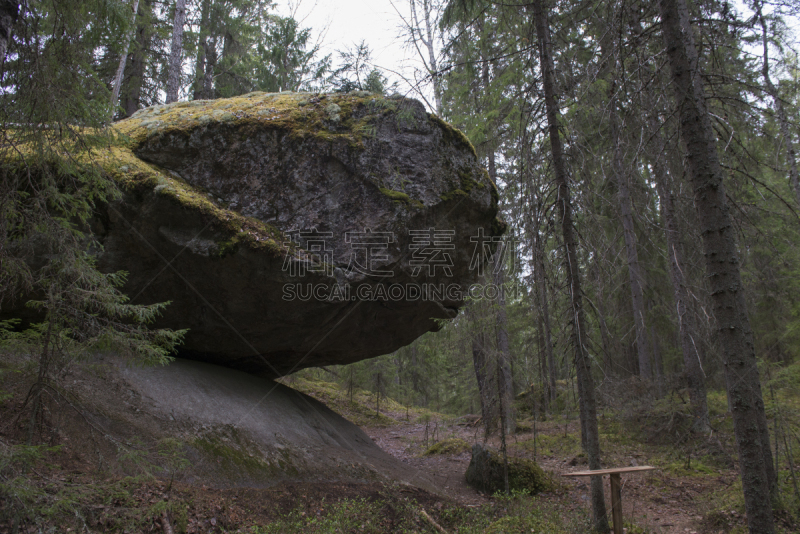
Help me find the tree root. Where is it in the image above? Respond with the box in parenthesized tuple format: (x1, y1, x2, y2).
(419, 508, 448, 534)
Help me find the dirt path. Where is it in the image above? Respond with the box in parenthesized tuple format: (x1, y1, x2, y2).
(363, 417, 733, 533)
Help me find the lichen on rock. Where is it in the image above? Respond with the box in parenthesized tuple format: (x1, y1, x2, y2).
(324, 103, 342, 122)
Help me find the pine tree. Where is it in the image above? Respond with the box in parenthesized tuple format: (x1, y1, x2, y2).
(531, 0, 608, 529)
(166, 0, 187, 104)
(0, 0, 186, 443)
(658, 0, 776, 530)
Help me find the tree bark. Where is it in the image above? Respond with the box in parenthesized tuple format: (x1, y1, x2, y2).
(658, 0, 776, 531)
(532, 1, 608, 530)
(494, 260, 516, 435)
(193, 0, 211, 100)
(166, 0, 186, 104)
(525, 140, 557, 403)
(600, 22, 652, 380)
(537, 314, 549, 413)
(649, 315, 665, 396)
(408, 0, 442, 112)
(110, 0, 141, 115)
(472, 330, 497, 436)
(202, 37, 217, 99)
(0, 0, 19, 64)
(527, 189, 557, 401)
(410, 343, 421, 394)
(592, 257, 614, 375)
(487, 149, 516, 435)
(534, 236, 556, 401)
(120, 0, 152, 118)
(649, 121, 711, 432)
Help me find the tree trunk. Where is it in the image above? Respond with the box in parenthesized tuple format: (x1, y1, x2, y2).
(496, 351, 510, 495)
(755, 1, 800, 208)
(410, 343, 421, 394)
(110, 0, 141, 116)
(534, 244, 557, 401)
(600, 23, 651, 380)
(649, 122, 711, 432)
(472, 330, 497, 436)
(408, 0, 442, 112)
(0, 0, 19, 64)
(488, 149, 515, 435)
(532, 1, 608, 530)
(649, 319, 665, 396)
(193, 0, 211, 100)
(526, 175, 557, 401)
(202, 37, 217, 99)
(658, 0, 776, 531)
(593, 257, 614, 376)
(121, 0, 152, 118)
(166, 0, 186, 104)
(537, 314, 549, 413)
(494, 261, 516, 435)
(610, 95, 651, 380)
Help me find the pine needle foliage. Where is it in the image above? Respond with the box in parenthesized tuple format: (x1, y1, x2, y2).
(0, 0, 186, 443)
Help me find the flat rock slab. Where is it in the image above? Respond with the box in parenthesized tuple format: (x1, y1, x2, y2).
(117, 358, 438, 491)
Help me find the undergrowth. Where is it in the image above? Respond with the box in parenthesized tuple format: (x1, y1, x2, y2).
(251, 491, 589, 534)
(281, 374, 442, 428)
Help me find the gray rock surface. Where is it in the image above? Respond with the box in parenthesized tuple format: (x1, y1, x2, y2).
(83, 356, 438, 491)
(95, 92, 502, 377)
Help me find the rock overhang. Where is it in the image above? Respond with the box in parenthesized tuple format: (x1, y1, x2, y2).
(26, 91, 507, 377)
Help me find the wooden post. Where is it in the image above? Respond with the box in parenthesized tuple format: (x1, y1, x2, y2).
(610, 472, 623, 534)
(562, 466, 656, 534)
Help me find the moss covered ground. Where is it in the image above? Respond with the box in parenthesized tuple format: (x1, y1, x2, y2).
(423, 437, 471, 456)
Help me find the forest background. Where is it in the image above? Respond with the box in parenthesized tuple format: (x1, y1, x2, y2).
(1, 0, 800, 532)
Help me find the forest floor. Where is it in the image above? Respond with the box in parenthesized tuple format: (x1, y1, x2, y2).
(364, 413, 722, 533)
(2, 363, 798, 533)
(286, 374, 800, 534)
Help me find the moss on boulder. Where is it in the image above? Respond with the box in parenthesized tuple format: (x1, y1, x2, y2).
(465, 443, 551, 495)
(6, 92, 504, 378)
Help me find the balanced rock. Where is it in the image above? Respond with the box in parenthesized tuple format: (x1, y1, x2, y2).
(94, 92, 501, 377)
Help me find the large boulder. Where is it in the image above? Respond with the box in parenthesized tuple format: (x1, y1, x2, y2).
(93, 92, 502, 377)
(465, 443, 551, 494)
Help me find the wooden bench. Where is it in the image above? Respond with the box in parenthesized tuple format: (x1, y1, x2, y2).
(562, 466, 656, 534)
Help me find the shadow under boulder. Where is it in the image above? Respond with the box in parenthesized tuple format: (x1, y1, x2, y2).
(465, 443, 551, 495)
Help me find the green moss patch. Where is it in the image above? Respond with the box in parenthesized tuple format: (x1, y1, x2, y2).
(378, 187, 424, 209)
(282, 375, 416, 428)
(191, 430, 294, 480)
(422, 437, 471, 456)
(429, 114, 478, 158)
(514, 432, 582, 457)
(485, 513, 564, 534)
(96, 146, 286, 257)
(378, 187, 411, 202)
(116, 92, 408, 151)
(440, 165, 494, 203)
